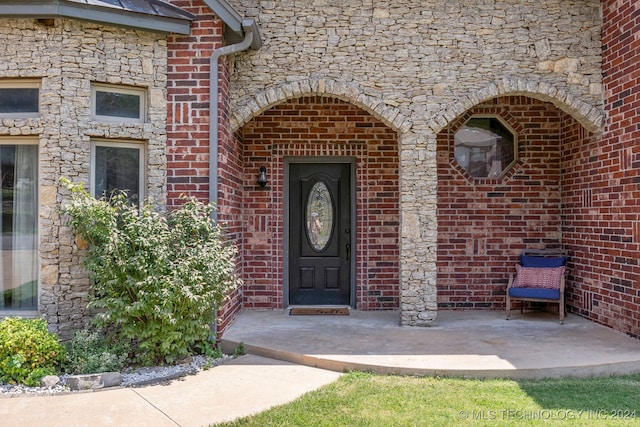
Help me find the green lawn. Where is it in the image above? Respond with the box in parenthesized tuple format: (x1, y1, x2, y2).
(213, 372, 640, 427)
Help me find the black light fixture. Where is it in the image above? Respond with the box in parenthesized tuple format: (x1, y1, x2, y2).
(257, 166, 268, 188)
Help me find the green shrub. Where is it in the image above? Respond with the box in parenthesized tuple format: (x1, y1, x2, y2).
(194, 339, 223, 359)
(61, 179, 241, 365)
(63, 329, 130, 374)
(0, 317, 65, 386)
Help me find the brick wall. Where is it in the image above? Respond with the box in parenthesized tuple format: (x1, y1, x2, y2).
(166, 0, 245, 333)
(166, 0, 223, 208)
(239, 96, 399, 310)
(562, 0, 640, 338)
(437, 96, 564, 309)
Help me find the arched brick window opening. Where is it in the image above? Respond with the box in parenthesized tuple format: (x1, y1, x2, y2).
(436, 96, 566, 310)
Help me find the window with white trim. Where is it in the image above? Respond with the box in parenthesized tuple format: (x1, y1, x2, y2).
(90, 140, 145, 206)
(91, 83, 147, 123)
(0, 80, 40, 118)
(0, 140, 38, 312)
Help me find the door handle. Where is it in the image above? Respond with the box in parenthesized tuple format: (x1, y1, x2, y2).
(345, 241, 351, 261)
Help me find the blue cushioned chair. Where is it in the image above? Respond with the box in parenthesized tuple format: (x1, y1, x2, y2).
(506, 249, 567, 324)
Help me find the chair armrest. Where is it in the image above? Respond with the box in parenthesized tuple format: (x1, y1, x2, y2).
(507, 270, 515, 289)
(560, 269, 568, 293)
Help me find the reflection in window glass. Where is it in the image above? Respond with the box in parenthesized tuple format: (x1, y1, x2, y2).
(0, 145, 38, 310)
(454, 117, 516, 178)
(94, 145, 142, 205)
(305, 181, 333, 251)
(0, 88, 39, 114)
(95, 91, 141, 119)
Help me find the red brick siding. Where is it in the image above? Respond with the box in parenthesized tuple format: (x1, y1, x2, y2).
(166, 0, 223, 208)
(437, 96, 563, 309)
(166, 1, 244, 334)
(562, 0, 640, 338)
(239, 97, 400, 310)
(215, 54, 245, 334)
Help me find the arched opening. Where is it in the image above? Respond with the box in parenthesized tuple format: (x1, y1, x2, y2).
(436, 95, 595, 315)
(234, 96, 401, 311)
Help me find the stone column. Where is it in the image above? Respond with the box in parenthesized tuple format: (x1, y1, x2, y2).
(399, 131, 438, 326)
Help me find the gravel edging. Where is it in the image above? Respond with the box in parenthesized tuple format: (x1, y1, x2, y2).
(0, 354, 234, 398)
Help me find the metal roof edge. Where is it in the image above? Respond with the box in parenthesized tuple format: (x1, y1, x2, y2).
(202, 0, 243, 34)
(0, 1, 194, 35)
(202, 0, 263, 49)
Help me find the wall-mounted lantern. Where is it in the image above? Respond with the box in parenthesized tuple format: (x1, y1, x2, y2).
(257, 166, 268, 188)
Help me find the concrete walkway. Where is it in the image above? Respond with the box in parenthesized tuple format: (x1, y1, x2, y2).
(220, 310, 640, 379)
(3, 310, 640, 427)
(0, 355, 341, 427)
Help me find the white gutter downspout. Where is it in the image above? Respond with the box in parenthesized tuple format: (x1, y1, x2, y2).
(209, 19, 258, 222)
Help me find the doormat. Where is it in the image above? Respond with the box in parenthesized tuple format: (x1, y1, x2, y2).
(289, 307, 350, 316)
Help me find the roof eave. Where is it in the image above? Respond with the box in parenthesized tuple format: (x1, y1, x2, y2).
(202, 0, 262, 49)
(202, 0, 242, 33)
(0, 2, 193, 35)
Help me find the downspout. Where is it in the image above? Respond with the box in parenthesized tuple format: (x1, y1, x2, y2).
(208, 19, 260, 341)
(209, 19, 258, 222)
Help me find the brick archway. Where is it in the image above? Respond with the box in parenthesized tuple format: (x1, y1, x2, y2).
(436, 95, 593, 311)
(237, 96, 401, 311)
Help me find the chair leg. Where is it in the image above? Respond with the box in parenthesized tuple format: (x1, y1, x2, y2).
(506, 295, 511, 320)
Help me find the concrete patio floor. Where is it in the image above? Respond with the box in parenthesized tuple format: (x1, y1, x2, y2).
(220, 309, 640, 379)
(4, 310, 640, 427)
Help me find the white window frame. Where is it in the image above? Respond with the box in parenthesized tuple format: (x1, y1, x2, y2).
(90, 140, 146, 206)
(91, 83, 147, 123)
(0, 80, 40, 118)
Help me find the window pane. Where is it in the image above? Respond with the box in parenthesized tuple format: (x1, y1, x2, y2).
(0, 88, 39, 114)
(95, 90, 141, 119)
(454, 117, 516, 179)
(0, 145, 38, 310)
(94, 145, 141, 205)
(305, 181, 334, 252)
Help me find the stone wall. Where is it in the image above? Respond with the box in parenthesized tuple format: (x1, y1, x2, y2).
(225, 0, 604, 325)
(0, 18, 168, 339)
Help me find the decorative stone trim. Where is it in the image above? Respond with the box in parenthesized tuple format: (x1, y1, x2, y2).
(430, 77, 604, 135)
(230, 77, 412, 134)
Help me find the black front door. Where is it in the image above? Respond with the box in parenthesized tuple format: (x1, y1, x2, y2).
(289, 163, 352, 305)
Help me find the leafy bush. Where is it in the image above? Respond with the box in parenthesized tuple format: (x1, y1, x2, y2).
(0, 317, 65, 386)
(60, 179, 240, 365)
(63, 329, 130, 374)
(195, 339, 224, 360)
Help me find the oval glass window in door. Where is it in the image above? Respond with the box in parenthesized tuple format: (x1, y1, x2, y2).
(305, 181, 334, 252)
